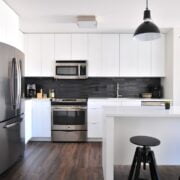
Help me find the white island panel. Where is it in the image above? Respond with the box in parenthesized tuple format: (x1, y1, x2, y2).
(102, 106, 180, 180)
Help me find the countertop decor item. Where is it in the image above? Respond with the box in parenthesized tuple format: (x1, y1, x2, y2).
(165, 101, 170, 110)
(141, 93, 152, 98)
(134, 0, 161, 41)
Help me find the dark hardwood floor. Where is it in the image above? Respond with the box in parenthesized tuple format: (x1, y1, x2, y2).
(0, 142, 180, 180)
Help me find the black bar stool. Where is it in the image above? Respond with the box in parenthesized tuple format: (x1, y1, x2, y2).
(128, 136, 160, 180)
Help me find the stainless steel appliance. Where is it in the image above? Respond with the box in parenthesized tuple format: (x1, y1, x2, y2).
(26, 84, 36, 98)
(55, 61, 87, 79)
(51, 98, 87, 142)
(0, 43, 25, 174)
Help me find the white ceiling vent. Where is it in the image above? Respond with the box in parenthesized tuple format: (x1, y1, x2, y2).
(77, 16, 97, 28)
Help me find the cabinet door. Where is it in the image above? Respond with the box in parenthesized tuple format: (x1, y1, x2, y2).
(151, 34, 165, 77)
(101, 34, 119, 76)
(25, 100, 32, 144)
(87, 34, 102, 76)
(54, 34, 71, 60)
(88, 107, 102, 138)
(119, 34, 138, 76)
(72, 34, 88, 59)
(32, 100, 51, 138)
(24, 34, 41, 77)
(41, 34, 55, 76)
(138, 41, 151, 76)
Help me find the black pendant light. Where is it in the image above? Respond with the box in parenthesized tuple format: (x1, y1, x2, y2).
(134, 0, 161, 41)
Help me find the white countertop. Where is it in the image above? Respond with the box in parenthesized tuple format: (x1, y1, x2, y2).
(88, 97, 172, 101)
(103, 106, 180, 118)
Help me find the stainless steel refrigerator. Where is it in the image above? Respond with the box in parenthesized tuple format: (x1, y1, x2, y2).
(0, 42, 25, 174)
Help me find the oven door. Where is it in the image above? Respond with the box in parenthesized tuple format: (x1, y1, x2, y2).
(55, 63, 79, 79)
(52, 106, 87, 130)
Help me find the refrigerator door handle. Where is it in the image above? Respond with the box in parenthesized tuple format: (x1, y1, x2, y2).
(9, 58, 15, 109)
(3, 122, 19, 129)
(16, 60, 21, 109)
(3, 118, 23, 129)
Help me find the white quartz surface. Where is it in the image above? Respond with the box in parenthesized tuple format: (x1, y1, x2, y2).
(103, 106, 180, 118)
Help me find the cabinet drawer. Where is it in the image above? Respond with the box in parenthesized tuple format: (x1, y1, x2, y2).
(52, 130, 87, 142)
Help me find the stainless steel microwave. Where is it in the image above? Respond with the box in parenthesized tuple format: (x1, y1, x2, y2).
(55, 61, 87, 79)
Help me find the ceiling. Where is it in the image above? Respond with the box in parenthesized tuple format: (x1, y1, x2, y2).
(3, 0, 180, 33)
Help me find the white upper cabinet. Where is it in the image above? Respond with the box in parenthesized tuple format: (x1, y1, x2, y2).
(54, 34, 71, 60)
(138, 41, 151, 76)
(151, 34, 165, 77)
(120, 34, 139, 76)
(72, 34, 88, 59)
(41, 34, 54, 76)
(24, 33, 166, 77)
(87, 34, 102, 76)
(25, 34, 54, 77)
(24, 34, 41, 77)
(119, 34, 165, 77)
(101, 34, 119, 76)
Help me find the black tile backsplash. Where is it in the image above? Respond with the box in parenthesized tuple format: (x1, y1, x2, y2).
(25, 77, 161, 98)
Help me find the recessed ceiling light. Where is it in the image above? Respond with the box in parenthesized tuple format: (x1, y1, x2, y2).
(77, 16, 97, 28)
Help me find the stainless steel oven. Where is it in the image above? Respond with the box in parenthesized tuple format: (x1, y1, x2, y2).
(51, 99, 87, 142)
(55, 61, 87, 79)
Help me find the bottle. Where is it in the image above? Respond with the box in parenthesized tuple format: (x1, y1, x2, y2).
(51, 89, 55, 98)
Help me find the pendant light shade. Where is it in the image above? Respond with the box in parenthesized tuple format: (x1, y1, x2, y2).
(134, 0, 161, 41)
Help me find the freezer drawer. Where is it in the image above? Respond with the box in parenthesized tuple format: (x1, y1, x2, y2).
(52, 130, 87, 142)
(0, 116, 24, 174)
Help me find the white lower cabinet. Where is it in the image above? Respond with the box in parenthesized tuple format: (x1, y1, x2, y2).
(88, 107, 103, 139)
(87, 99, 141, 140)
(25, 100, 32, 144)
(32, 100, 51, 139)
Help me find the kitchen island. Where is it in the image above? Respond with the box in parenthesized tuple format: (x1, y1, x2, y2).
(102, 106, 180, 180)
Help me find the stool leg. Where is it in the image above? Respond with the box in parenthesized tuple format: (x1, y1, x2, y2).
(134, 148, 142, 180)
(149, 151, 160, 180)
(128, 147, 140, 180)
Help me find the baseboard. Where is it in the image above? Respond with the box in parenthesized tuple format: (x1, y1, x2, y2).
(30, 137, 52, 142)
(87, 138, 102, 142)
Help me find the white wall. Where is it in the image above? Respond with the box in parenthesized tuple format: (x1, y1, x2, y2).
(172, 28, 180, 105)
(0, 0, 24, 52)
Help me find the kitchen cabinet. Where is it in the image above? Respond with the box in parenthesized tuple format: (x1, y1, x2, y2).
(101, 34, 119, 76)
(151, 34, 165, 77)
(54, 34, 71, 60)
(24, 33, 166, 77)
(120, 34, 139, 76)
(88, 106, 102, 138)
(25, 100, 32, 144)
(88, 99, 141, 140)
(41, 34, 54, 76)
(87, 34, 102, 76)
(25, 34, 54, 77)
(24, 34, 41, 77)
(138, 41, 151, 76)
(72, 34, 88, 59)
(32, 100, 51, 139)
(119, 34, 165, 77)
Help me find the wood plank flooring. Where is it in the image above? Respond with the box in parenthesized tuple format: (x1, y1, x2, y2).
(1, 142, 180, 180)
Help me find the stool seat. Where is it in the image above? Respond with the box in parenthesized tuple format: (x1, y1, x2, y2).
(130, 136, 160, 147)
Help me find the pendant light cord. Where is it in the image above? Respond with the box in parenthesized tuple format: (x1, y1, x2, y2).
(146, 0, 149, 9)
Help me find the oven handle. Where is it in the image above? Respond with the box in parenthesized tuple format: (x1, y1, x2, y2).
(52, 107, 87, 111)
